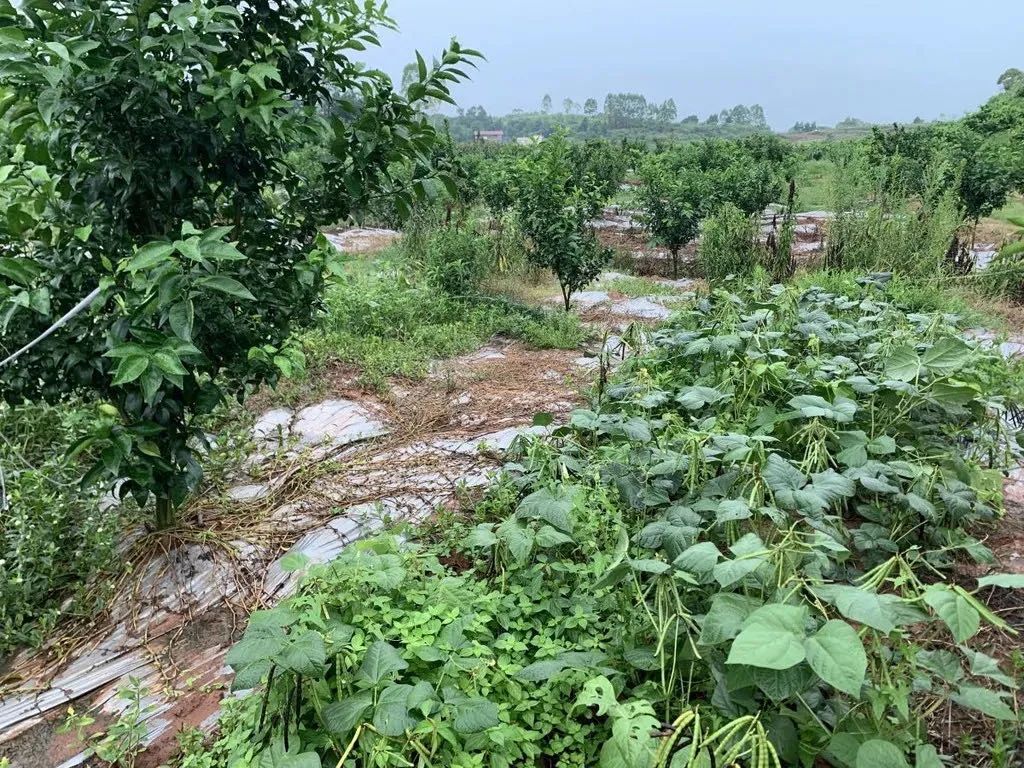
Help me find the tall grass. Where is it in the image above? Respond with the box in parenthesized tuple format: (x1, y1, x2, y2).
(823, 155, 964, 278)
(697, 203, 761, 284)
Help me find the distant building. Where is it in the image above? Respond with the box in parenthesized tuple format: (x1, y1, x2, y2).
(473, 129, 504, 143)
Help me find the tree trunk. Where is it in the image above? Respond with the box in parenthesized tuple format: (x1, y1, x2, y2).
(671, 247, 679, 279)
(562, 284, 572, 312)
(155, 496, 175, 529)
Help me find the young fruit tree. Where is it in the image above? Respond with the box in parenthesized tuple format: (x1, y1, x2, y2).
(510, 135, 610, 310)
(0, 0, 479, 527)
(636, 157, 711, 278)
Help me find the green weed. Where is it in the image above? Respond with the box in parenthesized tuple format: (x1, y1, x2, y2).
(299, 270, 586, 391)
(599, 274, 682, 297)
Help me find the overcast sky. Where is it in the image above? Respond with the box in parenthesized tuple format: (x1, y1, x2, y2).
(360, 0, 1023, 129)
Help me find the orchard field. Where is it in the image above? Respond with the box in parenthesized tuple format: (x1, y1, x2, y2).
(1, 3, 1024, 768)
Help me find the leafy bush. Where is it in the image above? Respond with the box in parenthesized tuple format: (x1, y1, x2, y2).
(636, 156, 709, 278)
(0, 0, 477, 526)
(979, 217, 1024, 302)
(508, 134, 611, 310)
(423, 228, 490, 296)
(204, 282, 1023, 768)
(0, 403, 121, 655)
(822, 154, 965, 278)
(697, 203, 760, 283)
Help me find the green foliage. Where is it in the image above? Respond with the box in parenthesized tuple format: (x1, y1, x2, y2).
(0, 0, 478, 525)
(866, 91, 1024, 225)
(569, 139, 630, 201)
(209, 281, 1023, 768)
(507, 134, 611, 309)
(423, 227, 490, 295)
(636, 156, 709, 277)
(979, 216, 1024, 302)
(59, 677, 156, 768)
(697, 203, 760, 283)
(302, 262, 585, 390)
(823, 156, 965, 277)
(0, 402, 120, 655)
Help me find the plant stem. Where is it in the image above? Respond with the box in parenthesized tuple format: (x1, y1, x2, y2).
(155, 496, 174, 529)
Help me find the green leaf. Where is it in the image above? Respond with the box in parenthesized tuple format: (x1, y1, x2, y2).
(174, 238, 202, 262)
(112, 355, 149, 385)
(883, 346, 920, 382)
(535, 525, 574, 548)
(224, 637, 286, 668)
(914, 744, 943, 768)
(931, 381, 978, 406)
(280, 632, 326, 676)
(452, 696, 499, 733)
(856, 739, 910, 768)
(804, 620, 866, 697)
(575, 674, 618, 715)
(674, 541, 721, 576)
(712, 555, 764, 588)
(44, 41, 71, 61)
(358, 640, 408, 684)
(0, 257, 43, 285)
(496, 518, 534, 564)
(373, 684, 416, 736)
(153, 350, 188, 376)
(168, 300, 195, 341)
(248, 62, 282, 88)
(463, 523, 498, 548)
(279, 754, 320, 768)
(921, 338, 970, 375)
(128, 241, 175, 271)
(788, 395, 857, 423)
(977, 573, 1024, 589)
(37, 88, 60, 125)
(698, 593, 761, 646)
(952, 685, 1016, 720)
(813, 584, 897, 634)
(197, 275, 256, 300)
(322, 692, 373, 735)
(517, 651, 606, 682)
(923, 585, 980, 643)
(962, 649, 1017, 688)
(715, 498, 751, 524)
(726, 604, 807, 670)
(515, 486, 575, 533)
(676, 385, 727, 410)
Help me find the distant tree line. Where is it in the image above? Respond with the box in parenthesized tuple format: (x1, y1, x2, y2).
(442, 92, 771, 142)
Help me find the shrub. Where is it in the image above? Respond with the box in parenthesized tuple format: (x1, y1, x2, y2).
(697, 203, 760, 283)
(0, 403, 121, 655)
(636, 156, 709, 278)
(424, 227, 489, 295)
(0, 0, 478, 527)
(510, 134, 611, 310)
(978, 218, 1024, 302)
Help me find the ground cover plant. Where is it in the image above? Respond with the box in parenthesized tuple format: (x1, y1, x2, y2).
(194, 279, 1024, 768)
(290, 244, 587, 393)
(0, 402, 119, 655)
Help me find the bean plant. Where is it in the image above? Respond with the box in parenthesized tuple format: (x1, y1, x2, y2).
(198, 281, 1024, 768)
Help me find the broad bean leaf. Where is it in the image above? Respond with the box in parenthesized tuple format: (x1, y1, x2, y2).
(726, 604, 807, 670)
